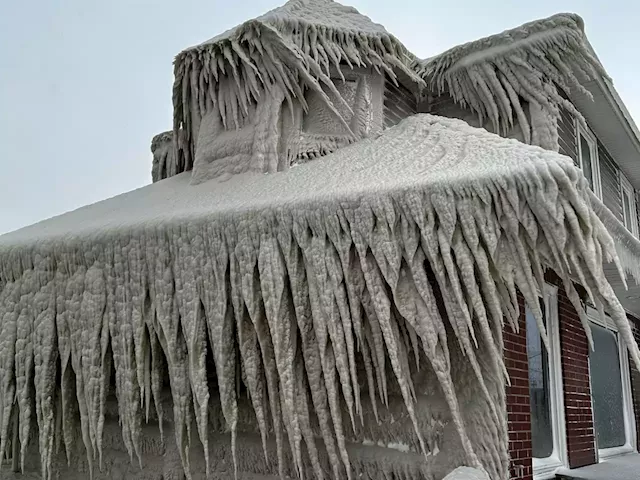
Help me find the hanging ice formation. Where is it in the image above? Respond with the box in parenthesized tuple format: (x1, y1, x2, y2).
(3, 1, 640, 479)
(416, 13, 604, 151)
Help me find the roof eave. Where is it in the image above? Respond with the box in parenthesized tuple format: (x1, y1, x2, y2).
(568, 42, 640, 188)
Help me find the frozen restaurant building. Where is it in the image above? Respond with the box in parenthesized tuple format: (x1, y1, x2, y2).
(2, 1, 640, 479)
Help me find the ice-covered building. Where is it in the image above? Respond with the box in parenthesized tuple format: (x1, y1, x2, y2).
(2, 1, 640, 479)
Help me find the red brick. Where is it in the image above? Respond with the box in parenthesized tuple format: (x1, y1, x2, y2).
(557, 283, 596, 469)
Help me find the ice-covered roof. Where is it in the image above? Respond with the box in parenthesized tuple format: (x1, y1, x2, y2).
(415, 13, 605, 146)
(2, 114, 640, 480)
(0, 114, 594, 251)
(194, 0, 391, 49)
(171, 2, 607, 176)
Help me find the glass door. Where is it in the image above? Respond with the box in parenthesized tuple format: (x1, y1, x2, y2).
(588, 311, 636, 458)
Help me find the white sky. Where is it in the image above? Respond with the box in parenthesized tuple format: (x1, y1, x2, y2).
(1, 0, 638, 235)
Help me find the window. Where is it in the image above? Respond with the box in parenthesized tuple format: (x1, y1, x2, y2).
(527, 300, 553, 458)
(588, 309, 637, 459)
(576, 122, 602, 199)
(303, 78, 358, 135)
(526, 285, 566, 478)
(620, 173, 638, 236)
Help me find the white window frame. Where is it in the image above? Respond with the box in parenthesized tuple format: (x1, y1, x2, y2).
(531, 284, 568, 480)
(620, 172, 638, 237)
(575, 120, 602, 199)
(587, 307, 637, 460)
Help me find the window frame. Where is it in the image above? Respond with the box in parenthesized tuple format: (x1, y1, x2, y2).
(620, 172, 638, 237)
(575, 120, 602, 199)
(530, 284, 568, 480)
(587, 308, 637, 460)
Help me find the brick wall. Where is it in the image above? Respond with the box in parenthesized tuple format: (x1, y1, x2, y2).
(557, 286, 597, 468)
(504, 277, 597, 478)
(504, 294, 533, 480)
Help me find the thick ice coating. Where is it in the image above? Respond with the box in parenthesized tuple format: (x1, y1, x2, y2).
(1, 114, 639, 479)
(417, 13, 604, 150)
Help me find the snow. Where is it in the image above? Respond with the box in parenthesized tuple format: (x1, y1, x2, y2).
(2, 113, 640, 479)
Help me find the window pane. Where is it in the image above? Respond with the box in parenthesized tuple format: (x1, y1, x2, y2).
(623, 189, 633, 231)
(590, 322, 626, 449)
(580, 134, 594, 190)
(526, 304, 553, 458)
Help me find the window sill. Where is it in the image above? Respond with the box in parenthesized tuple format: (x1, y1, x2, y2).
(599, 443, 635, 461)
(533, 456, 564, 480)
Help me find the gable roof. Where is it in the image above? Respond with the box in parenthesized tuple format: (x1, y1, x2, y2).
(197, 0, 391, 48)
(415, 13, 604, 144)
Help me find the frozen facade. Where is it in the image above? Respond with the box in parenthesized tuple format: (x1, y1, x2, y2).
(3, 1, 640, 479)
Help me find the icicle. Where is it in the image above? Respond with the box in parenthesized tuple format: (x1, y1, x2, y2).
(278, 219, 342, 480)
(173, 0, 423, 169)
(294, 355, 324, 480)
(172, 234, 210, 476)
(146, 235, 193, 480)
(32, 262, 57, 480)
(147, 322, 164, 441)
(296, 221, 352, 480)
(4, 113, 640, 480)
(235, 225, 286, 479)
(0, 281, 19, 466)
(259, 231, 305, 478)
(229, 248, 269, 463)
(419, 13, 604, 148)
(202, 225, 238, 478)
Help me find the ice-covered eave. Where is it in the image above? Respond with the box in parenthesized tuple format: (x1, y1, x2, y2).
(2, 115, 640, 480)
(414, 13, 607, 148)
(568, 42, 640, 189)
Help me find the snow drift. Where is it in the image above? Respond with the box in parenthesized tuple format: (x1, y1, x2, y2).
(1, 114, 639, 479)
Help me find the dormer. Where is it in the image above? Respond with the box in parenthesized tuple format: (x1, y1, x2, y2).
(152, 0, 424, 185)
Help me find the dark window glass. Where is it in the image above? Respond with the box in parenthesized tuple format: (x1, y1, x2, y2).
(623, 189, 633, 231)
(590, 322, 626, 449)
(526, 301, 553, 458)
(580, 134, 594, 190)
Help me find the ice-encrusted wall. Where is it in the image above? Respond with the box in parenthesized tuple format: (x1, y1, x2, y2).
(189, 69, 385, 183)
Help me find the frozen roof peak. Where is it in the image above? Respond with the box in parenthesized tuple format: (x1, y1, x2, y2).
(186, 0, 392, 52)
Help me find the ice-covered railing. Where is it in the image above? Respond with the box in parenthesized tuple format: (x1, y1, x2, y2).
(172, 0, 423, 174)
(151, 131, 176, 182)
(415, 13, 605, 151)
(2, 115, 640, 480)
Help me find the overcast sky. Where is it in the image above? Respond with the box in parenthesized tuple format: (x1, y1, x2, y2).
(1, 0, 639, 235)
